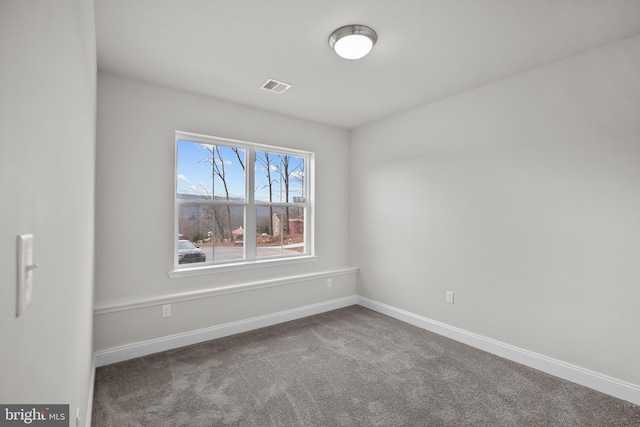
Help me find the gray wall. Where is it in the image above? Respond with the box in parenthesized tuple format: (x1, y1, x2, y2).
(0, 0, 96, 423)
(350, 35, 640, 385)
(94, 73, 355, 350)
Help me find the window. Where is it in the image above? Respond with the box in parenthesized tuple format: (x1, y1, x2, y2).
(174, 131, 313, 271)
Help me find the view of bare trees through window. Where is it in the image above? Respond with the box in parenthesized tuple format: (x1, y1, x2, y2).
(176, 135, 309, 266)
(254, 151, 305, 257)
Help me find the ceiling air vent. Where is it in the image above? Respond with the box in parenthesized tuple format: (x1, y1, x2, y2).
(260, 78, 291, 94)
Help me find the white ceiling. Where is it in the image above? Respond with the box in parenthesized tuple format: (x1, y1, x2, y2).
(95, 0, 640, 130)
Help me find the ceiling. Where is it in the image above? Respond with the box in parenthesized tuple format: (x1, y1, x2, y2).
(95, 0, 640, 130)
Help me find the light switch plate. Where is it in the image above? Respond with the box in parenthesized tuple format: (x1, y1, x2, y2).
(17, 234, 34, 317)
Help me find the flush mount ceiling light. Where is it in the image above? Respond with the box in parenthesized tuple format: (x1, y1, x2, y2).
(329, 25, 378, 60)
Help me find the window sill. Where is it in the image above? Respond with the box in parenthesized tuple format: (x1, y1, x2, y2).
(168, 255, 319, 279)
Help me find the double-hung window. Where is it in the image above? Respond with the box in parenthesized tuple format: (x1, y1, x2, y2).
(174, 131, 313, 271)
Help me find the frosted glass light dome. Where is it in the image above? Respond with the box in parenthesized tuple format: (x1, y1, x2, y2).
(329, 25, 377, 60)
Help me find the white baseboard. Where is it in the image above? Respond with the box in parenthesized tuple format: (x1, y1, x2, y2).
(357, 296, 640, 406)
(95, 295, 357, 367)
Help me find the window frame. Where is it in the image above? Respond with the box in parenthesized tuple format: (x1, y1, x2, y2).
(172, 131, 316, 276)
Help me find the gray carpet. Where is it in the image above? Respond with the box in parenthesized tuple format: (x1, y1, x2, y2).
(92, 305, 640, 426)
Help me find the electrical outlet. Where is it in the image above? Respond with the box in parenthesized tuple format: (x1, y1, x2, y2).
(161, 304, 171, 318)
(327, 278, 333, 288)
(446, 291, 454, 304)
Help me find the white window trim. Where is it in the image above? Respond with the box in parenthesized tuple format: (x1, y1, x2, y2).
(171, 130, 315, 275)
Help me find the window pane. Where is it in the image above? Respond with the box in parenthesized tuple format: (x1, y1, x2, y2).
(211, 205, 245, 262)
(255, 152, 305, 203)
(178, 205, 245, 263)
(178, 205, 213, 264)
(256, 206, 305, 258)
(177, 140, 245, 202)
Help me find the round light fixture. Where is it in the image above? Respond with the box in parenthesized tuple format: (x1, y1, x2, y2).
(329, 25, 378, 60)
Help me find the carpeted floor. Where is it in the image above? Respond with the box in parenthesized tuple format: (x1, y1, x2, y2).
(92, 305, 640, 426)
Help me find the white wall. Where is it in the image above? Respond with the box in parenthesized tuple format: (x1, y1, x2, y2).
(0, 0, 96, 423)
(94, 73, 355, 350)
(350, 35, 640, 386)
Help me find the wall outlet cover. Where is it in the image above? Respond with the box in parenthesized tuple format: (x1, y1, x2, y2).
(161, 304, 171, 318)
(446, 291, 454, 304)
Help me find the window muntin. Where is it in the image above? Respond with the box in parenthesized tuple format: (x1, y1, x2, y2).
(175, 132, 312, 269)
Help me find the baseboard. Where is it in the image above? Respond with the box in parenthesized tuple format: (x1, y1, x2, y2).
(94, 295, 358, 367)
(357, 296, 640, 406)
